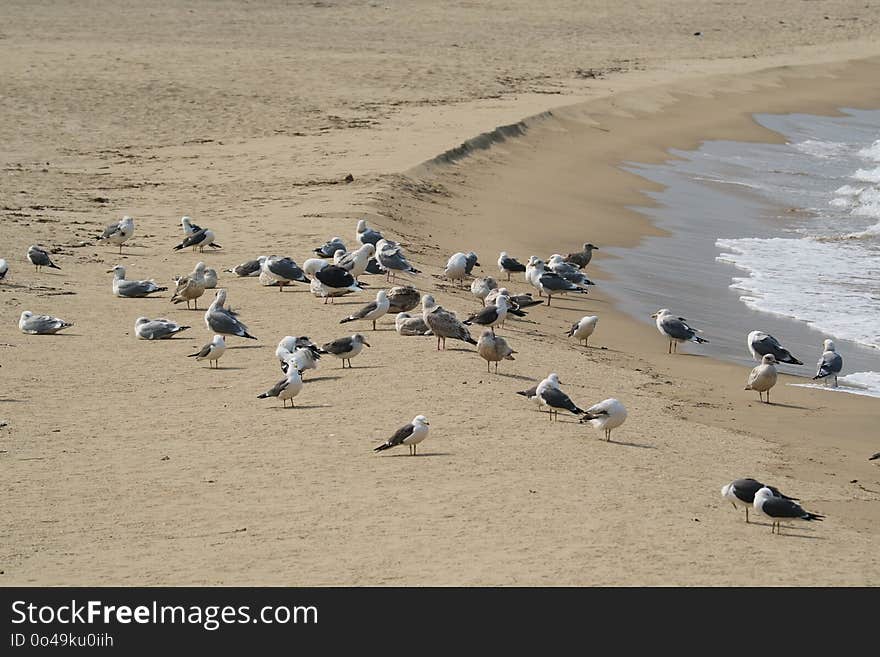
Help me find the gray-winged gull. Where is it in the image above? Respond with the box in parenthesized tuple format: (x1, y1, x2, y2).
(536, 373, 585, 421)
(226, 256, 267, 277)
(172, 228, 221, 253)
(651, 308, 708, 353)
(108, 265, 167, 298)
(464, 295, 509, 331)
(721, 478, 798, 523)
(340, 289, 390, 330)
(313, 264, 364, 303)
(134, 316, 190, 340)
(97, 215, 135, 253)
(526, 258, 589, 306)
(315, 236, 347, 258)
(19, 311, 73, 335)
(0, 259, 7, 281)
(188, 334, 226, 368)
(812, 339, 843, 386)
(27, 245, 60, 272)
(477, 329, 516, 373)
(445, 252, 468, 287)
(257, 367, 303, 408)
(204, 289, 257, 340)
(548, 255, 595, 287)
(753, 486, 824, 534)
(566, 315, 598, 346)
(747, 330, 803, 365)
(579, 398, 627, 440)
(334, 243, 376, 279)
(376, 238, 420, 282)
(374, 415, 430, 456)
(320, 333, 370, 368)
(260, 255, 310, 291)
(745, 354, 778, 403)
(498, 252, 527, 281)
(421, 294, 477, 350)
(356, 219, 384, 246)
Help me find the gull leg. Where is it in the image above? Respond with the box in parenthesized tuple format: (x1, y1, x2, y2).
(766, 390, 770, 404)
(745, 507, 749, 523)
(372, 320, 376, 331)
(546, 294, 551, 307)
(487, 361, 490, 373)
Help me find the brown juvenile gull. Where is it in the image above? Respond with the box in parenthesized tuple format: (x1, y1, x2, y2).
(477, 329, 516, 373)
(395, 312, 432, 336)
(564, 243, 599, 269)
(171, 261, 207, 309)
(744, 354, 778, 403)
(421, 294, 477, 350)
(471, 276, 498, 306)
(386, 286, 421, 313)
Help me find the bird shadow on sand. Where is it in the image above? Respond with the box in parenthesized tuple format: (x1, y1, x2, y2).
(269, 404, 329, 410)
(759, 401, 812, 410)
(602, 439, 656, 450)
(207, 366, 246, 371)
(303, 375, 342, 383)
(0, 398, 27, 403)
(492, 372, 537, 382)
(337, 364, 386, 370)
(227, 344, 264, 350)
(748, 522, 825, 540)
(383, 452, 453, 458)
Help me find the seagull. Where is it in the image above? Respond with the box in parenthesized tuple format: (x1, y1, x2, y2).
(134, 316, 190, 340)
(566, 315, 598, 346)
(204, 289, 257, 340)
(477, 329, 516, 373)
(745, 354, 778, 403)
(313, 264, 365, 302)
(170, 262, 207, 309)
(259, 255, 310, 291)
(812, 339, 843, 387)
(498, 252, 527, 281)
(527, 258, 589, 306)
(374, 415, 430, 456)
(395, 312, 432, 336)
(27, 245, 60, 272)
(376, 238, 420, 282)
(869, 452, 880, 461)
(564, 243, 599, 269)
(356, 219, 384, 246)
(747, 331, 803, 365)
(516, 374, 561, 410)
(0, 258, 7, 281)
(651, 309, 708, 353)
(333, 243, 376, 279)
(97, 215, 135, 253)
(108, 265, 167, 298)
(302, 257, 331, 278)
(19, 311, 73, 335)
(464, 252, 480, 275)
(386, 286, 421, 313)
(226, 256, 267, 277)
(320, 333, 370, 368)
(203, 268, 218, 289)
(486, 287, 542, 310)
(579, 398, 627, 440)
(536, 373, 584, 421)
(547, 255, 595, 287)
(179, 216, 222, 249)
(464, 295, 509, 332)
(421, 294, 477, 350)
(314, 236, 347, 258)
(276, 336, 322, 374)
(340, 290, 390, 330)
(172, 228, 220, 253)
(471, 276, 498, 306)
(721, 478, 798, 523)
(257, 367, 303, 408)
(445, 252, 469, 287)
(187, 335, 226, 368)
(753, 486, 824, 534)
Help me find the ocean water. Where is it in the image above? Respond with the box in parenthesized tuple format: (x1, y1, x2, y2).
(600, 108, 880, 398)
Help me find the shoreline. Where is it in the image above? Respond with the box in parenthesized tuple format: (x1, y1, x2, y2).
(3, 4, 880, 584)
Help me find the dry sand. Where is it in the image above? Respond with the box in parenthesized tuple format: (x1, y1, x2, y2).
(1, 2, 879, 585)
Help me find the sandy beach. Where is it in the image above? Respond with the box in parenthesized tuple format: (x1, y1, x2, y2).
(2, 2, 879, 585)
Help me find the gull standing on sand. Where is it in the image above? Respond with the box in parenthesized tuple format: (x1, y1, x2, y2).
(498, 252, 527, 281)
(356, 219, 384, 246)
(172, 227, 220, 253)
(747, 330, 802, 365)
(171, 261, 207, 309)
(226, 256, 267, 277)
(421, 294, 477, 350)
(0, 259, 7, 281)
(536, 373, 585, 421)
(320, 333, 370, 368)
(108, 265, 167, 298)
(564, 243, 599, 269)
(181, 216, 201, 235)
(651, 309, 708, 354)
(477, 329, 516, 373)
(27, 245, 60, 272)
(259, 255, 310, 291)
(395, 312, 432, 336)
(203, 268, 218, 289)
(339, 289, 390, 330)
(187, 335, 226, 368)
(547, 255, 595, 287)
(97, 215, 135, 253)
(464, 295, 509, 332)
(753, 486, 824, 534)
(134, 317, 190, 340)
(312, 264, 364, 302)
(374, 415, 430, 456)
(517, 372, 561, 409)
(580, 399, 627, 440)
(303, 257, 330, 278)
(486, 288, 542, 310)
(567, 315, 598, 346)
(444, 252, 469, 287)
(471, 276, 498, 306)
(527, 258, 589, 306)
(315, 236, 346, 258)
(257, 367, 303, 408)
(204, 289, 257, 340)
(276, 336, 322, 374)
(745, 354, 778, 403)
(19, 311, 73, 335)
(334, 243, 376, 279)
(813, 339, 843, 387)
(376, 238, 420, 282)
(386, 286, 421, 313)
(721, 478, 798, 524)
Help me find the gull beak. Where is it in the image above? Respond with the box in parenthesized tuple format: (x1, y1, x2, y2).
(106, 269, 114, 273)
(424, 421, 430, 426)
(363, 340, 371, 347)
(650, 312, 658, 318)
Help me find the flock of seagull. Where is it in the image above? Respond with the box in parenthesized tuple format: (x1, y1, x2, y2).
(4, 211, 856, 534)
